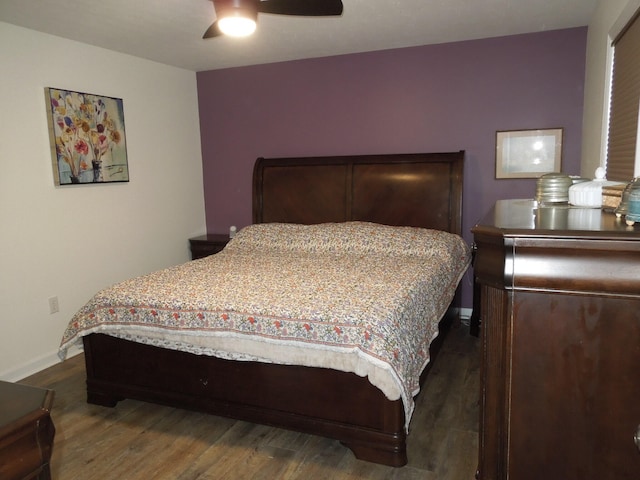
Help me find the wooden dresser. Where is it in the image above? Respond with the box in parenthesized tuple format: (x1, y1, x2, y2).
(472, 199, 640, 480)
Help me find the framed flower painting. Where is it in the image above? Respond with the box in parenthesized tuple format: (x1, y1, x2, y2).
(45, 87, 129, 185)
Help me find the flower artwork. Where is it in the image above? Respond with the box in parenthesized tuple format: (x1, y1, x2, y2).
(45, 88, 129, 185)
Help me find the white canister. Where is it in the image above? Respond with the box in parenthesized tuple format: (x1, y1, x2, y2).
(569, 167, 623, 208)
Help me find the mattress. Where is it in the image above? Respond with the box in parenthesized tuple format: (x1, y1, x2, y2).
(59, 221, 471, 428)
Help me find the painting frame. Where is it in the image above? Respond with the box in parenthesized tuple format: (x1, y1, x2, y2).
(495, 128, 563, 179)
(45, 87, 129, 185)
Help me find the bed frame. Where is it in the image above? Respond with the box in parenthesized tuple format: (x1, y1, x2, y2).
(82, 151, 465, 467)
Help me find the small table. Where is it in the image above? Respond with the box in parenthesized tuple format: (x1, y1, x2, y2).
(189, 233, 230, 259)
(0, 381, 55, 480)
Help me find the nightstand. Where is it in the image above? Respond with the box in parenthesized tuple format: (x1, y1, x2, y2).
(189, 234, 230, 260)
(0, 381, 55, 480)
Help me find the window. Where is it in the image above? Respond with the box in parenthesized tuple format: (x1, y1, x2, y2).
(606, 7, 640, 181)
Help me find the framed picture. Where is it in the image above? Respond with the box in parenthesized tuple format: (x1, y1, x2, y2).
(495, 128, 563, 179)
(45, 87, 129, 185)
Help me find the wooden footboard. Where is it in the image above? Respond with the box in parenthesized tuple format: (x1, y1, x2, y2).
(83, 335, 408, 466)
(82, 306, 456, 466)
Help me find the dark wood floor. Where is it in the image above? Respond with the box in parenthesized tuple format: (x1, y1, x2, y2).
(20, 324, 479, 480)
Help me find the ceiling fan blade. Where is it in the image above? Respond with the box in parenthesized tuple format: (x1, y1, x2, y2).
(203, 21, 223, 39)
(257, 0, 343, 16)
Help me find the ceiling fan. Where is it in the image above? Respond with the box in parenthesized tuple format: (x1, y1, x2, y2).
(203, 0, 344, 38)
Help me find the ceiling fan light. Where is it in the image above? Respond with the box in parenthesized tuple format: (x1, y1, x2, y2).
(217, 7, 257, 37)
(218, 16, 256, 37)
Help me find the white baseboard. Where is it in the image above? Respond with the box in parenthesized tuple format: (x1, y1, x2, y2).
(459, 307, 473, 326)
(1, 344, 84, 383)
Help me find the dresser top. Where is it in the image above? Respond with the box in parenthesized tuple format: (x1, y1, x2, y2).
(473, 199, 640, 240)
(0, 381, 53, 429)
(472, 199, 640, 295)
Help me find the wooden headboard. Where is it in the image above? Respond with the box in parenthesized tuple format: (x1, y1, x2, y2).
(253, 151, 464, 235)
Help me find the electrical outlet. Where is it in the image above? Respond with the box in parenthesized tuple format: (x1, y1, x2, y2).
(48, 296, 59, 314)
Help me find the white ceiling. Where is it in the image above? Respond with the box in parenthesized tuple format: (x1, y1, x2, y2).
(0, 0, 596, 72)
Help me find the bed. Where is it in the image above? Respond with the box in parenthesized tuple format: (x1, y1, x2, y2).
(59, 151, 469, 467)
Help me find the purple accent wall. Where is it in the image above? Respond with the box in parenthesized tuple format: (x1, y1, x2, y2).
(197, 27, 588, 309)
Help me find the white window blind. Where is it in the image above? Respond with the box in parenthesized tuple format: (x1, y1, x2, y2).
(606, 8, 640, 181)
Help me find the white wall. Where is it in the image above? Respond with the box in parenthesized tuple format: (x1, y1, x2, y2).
(581, 0, 640, 177)
(0, 22, 206, 380)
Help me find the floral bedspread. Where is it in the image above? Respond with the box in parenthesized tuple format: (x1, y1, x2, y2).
(59, 222, 471, 429)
